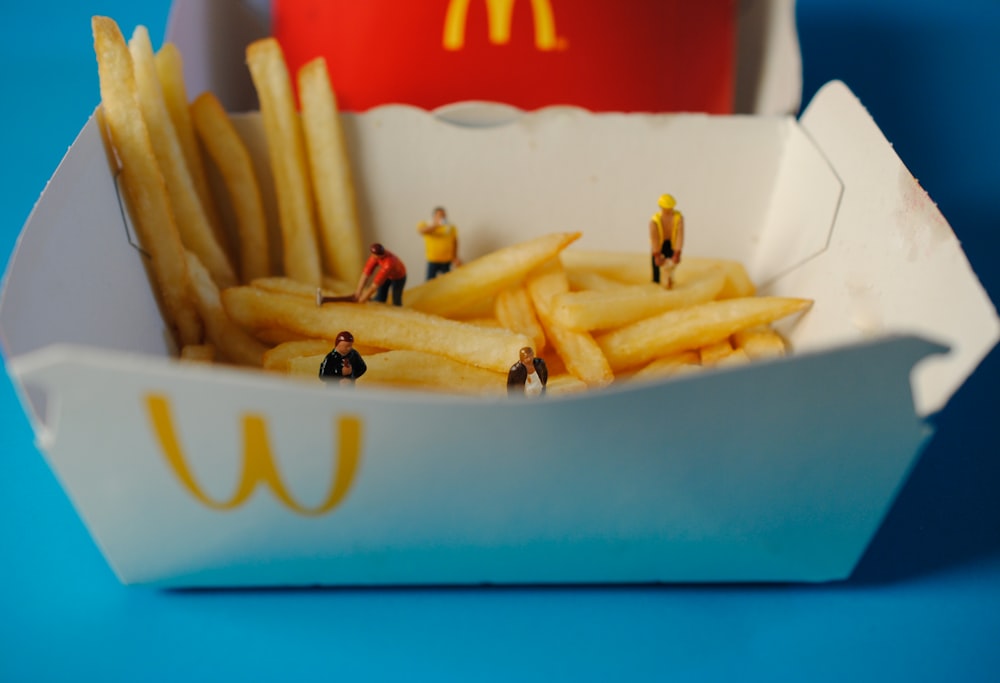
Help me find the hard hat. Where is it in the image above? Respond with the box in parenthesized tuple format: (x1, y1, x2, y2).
(658, 194, 676, 210)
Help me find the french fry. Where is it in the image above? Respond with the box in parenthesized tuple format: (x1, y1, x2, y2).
(713, 348, 751, 367)
(699, 339, 734, 365)
(527, 260, 614, 386)
(628, 351, 702, 383)
(191, 92, 271, 282)
(545, 374, 589, 396)
(251, 276, 333, 300)
(560, 250, 755, 295)
(406, 232, 581, 317)
(357, 350, 506, 395)
(298, 57, 364, 284)
(596, 297, 812, 372)
(495, 287, 546, 352)
(262, 339, 335, 372)
(551, 270, 726, 332)
(185, 251, 268, 366)
(129, 26, 236, 289)
(246, 38, 322, 285)
(565, 269, 628, 292)
(154, 42, 227, 253)
(222, 287, 532, 373)
(732, 325, 787, 360)
(92, 16, 201, 346)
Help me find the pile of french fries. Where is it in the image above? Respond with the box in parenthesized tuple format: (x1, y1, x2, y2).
(92, 16, 811, 397)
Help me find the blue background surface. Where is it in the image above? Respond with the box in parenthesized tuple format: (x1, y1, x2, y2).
(1, 1, 998, 680)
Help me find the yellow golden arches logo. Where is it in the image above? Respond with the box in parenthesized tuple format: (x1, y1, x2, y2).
(146, 394, 362, 517)
(443, 0, 560, 51)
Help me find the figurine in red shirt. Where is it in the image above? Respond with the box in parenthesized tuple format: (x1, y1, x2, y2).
(354, 243, 407, 305)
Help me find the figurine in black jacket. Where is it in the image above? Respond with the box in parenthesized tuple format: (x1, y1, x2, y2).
(319, 331, 367, 386)
(507, 346, 548, 397)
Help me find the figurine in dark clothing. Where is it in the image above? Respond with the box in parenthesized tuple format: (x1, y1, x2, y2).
(507, 346, 548, 397)
(319, 331, 367, 385)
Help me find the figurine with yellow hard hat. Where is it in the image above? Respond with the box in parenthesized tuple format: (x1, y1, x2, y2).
(649, 193, 685, 288)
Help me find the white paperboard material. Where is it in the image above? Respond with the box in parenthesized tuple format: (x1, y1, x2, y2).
(1, 2, 997, 586)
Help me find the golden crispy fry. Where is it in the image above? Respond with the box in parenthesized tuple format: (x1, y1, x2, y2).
(713, 348, 751, 367)
(560, 250, 755, 296)
(714, 260, 756, 298)
(732, 325, 787, 360)
(222, 287, 532, 373)
(154, 42, 227, 253)
(406, 232, 581, 317)
(254, 327, 310, 345)
(179, 344, 216, 363)
(495, 287, 546, 353)
(596, 297, 812, 372)
(627, 351, 702, 383)
(358, 350, 505, 395)
(262, 339, 335, 372)
(297, 57, 364, 284)
(461, 317, 504, 329)
(185, 252, 268, 366)
(552, 270, 726, 332)
(527, 261, 613, 386)
(129, 26, 236, 289)
(246, 38, 322, 285)
(190, 92, 270, 282)
(92, 16, 201, 346)
(545, 374, 589, 396)
(559, 250, 649, 284)
(565, 269, 628, 292)
(699, 339, 734, 365)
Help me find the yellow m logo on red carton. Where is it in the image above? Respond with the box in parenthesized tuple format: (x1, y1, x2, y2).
(444, 0, 559, 51)
(146, 394, 362, 517)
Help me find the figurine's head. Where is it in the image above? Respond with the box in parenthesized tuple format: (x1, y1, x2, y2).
(519, 346, 535, 364)
(370, 243, 385, 256)
(335, 330, 354, 355)
(658, 194, 676, 210)
(432, 206, 447, 222)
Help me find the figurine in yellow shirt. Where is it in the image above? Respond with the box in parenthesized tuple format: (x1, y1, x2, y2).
(649, 193, 685, 288)
(417, 206, 461, 280)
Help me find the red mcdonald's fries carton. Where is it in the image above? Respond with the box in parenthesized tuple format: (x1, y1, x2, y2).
(273, 0, 738, 113)
(0, 0, 996, 586)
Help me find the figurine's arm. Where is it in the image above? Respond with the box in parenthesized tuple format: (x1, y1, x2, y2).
(650, 219, 665, 266)
(507, 364, 526, 395)
(351, 351, 367, 380)
(536, 358, 549, 387)
(673, 214, 685, 263)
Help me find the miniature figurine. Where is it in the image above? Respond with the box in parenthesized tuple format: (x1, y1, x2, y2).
(417, 206, 461, 280)
(507, 346, 548, 397)
(319, 331, 367, 385)
(649, 193, 685, 288)
(354, 243, 407, 305)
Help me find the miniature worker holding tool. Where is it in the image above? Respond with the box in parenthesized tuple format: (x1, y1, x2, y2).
(650, 193, 685, 288)
(507, 346, 548, 397)
(319, 331, 367, 385)
(417, 206, 461, 280)
(354, 243, 407, 305)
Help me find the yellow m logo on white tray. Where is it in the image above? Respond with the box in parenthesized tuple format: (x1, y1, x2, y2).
(146, 394, 362, 517)
(444, 0, 559, 50)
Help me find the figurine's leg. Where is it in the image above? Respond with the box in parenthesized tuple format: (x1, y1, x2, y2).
(373, 281, 390, 303)
(391, 276, 407, 306)
(652, 254, 660, 283)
